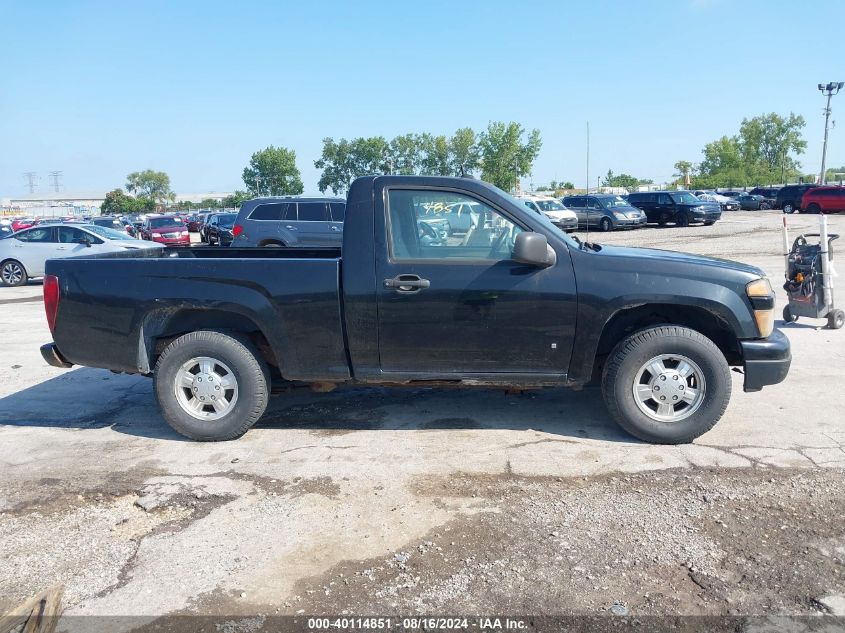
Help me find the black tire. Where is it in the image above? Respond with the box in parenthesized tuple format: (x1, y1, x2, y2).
(602, 325, 731, 444)
(761, 202, 772, 210)
(703, 220, 715, 226)
(675, 212, 690, 227)
(828, 309, 845, 330)
(807, 204, 822, 215)
(657, 214, 669, 226)
(260, 241, 285, 248)
(783, 305, 798, 323)
(782, 202, 794, 214)
(599, 217, 612, 232)
(0, 259, 28, 287)
(153, 330, 270, 441)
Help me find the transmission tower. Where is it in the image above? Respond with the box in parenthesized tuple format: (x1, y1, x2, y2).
(48, 171, 63, 193)
(23, 172, 37, 194)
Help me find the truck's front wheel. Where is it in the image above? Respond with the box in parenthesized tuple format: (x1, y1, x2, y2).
(153, 330, 270, 441)
(602, 326, 731, 444)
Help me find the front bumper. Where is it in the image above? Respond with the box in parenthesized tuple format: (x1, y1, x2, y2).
(615, 215, 647, 228)
(552, 218, 578, 231)
(740, 329, 791, 392)
(41, 343, 73, 368)
(693, 211, 722, 223)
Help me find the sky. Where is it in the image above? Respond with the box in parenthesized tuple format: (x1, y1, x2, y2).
(2, 0, 844, 197)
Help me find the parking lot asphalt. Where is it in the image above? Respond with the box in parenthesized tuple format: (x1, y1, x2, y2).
(1, 212, 843, 625)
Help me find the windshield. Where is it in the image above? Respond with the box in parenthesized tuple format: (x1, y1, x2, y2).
(535, 199, 566, 211)
(83, 225, 131, 240)
(670, 192, 700, 205)
(149, 217, 184, 228)
(602, 196, 631, 208)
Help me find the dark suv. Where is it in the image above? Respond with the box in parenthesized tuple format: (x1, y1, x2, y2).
(748, 187, 781, 206)
(626, 191, 721, 226)
(232, 197, 346, 247)
(774, 184, 816, 214)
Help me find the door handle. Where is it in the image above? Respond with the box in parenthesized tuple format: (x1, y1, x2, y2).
(330, 226, 341, 231)
(285, 225, 298, 231)
(384, 274, 430, 293)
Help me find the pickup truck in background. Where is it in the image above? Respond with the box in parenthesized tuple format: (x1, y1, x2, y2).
(40, 175, 791, 444)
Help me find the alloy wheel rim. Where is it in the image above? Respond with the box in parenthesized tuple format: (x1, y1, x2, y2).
(173, 356, 239, 420)
(2, 263, 23, 285)
(632, 354, 706, 422)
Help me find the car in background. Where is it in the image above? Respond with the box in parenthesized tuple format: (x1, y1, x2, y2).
(734, 193, 771, 210)
(232, 197, 346, 247)
(561, 194, 647, 231)
(11, 218, 39, 232)
(626, 190, 721, 226)
(186, 213, 208, 232)
(693, 190, 740, 211)
(801, 186, 845, 214)
(748, 187, 781, 206)
(0, 220, 12, 238)
(204, 212, 238, 246)
(0, 223, 163, 286)
(515, 195, 578, 231)
(775, 184, 816, 214)
(138, 215, 190, 246)
(90, 216, 136, 237)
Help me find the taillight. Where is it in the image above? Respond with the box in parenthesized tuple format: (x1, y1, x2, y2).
(232, 224, 243, 237)
(44, 275, 60, 333)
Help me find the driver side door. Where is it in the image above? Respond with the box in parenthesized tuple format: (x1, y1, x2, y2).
(375, 187, 578, 377)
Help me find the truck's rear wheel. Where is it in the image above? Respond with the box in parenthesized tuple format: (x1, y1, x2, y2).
(153, 330, 270, 441)
(602, 326, 731, 444)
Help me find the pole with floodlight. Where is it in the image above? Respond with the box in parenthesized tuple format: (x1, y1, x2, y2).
(818, 81, 843, 185)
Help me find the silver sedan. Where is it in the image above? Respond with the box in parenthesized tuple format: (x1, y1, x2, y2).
(0, 223, 163, 286)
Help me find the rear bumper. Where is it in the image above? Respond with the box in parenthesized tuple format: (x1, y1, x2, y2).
(40, 342, 73, 368)
(740, 329, 791, 392)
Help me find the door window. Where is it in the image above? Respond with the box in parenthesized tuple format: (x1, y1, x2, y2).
(297, 202, 328, 222)
(15, 227, 54, 242)
(329, 202, 346, 222)
(58, 227, 100, 244)
(249, 202, 297, 220)
(586, 198, 602, 209)
(387, 189, 523, 261)
(657, 193, 672, 205)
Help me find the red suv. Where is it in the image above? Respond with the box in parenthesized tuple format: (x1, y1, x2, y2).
(801, 186, 845, 214)
(139, 215, 190, 246)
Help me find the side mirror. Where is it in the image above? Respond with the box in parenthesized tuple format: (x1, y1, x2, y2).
(513, 232, 555, 267)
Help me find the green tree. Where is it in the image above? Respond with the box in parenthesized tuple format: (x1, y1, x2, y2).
(448, 127, 480, 177)
(478, 121, 542, 191)
(125, 170, 173, 203)
(419, 133, 450, 176)
(243, 146, 304, 196)
(222, 190, 252, 208)
(562, 181, 575, 190)
(387, 133, 422, 175)
(601, 170, 641, 190)
(824, 166, 845, 183)
(101, 188, 153, 215)
(315, 136, 391, 194)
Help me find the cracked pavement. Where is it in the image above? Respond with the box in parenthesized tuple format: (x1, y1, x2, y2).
(0, 212, 843, 627)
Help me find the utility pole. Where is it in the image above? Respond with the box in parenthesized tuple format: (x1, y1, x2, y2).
(23, 172, 37, 194)
(818, 82, 843, 185)
(48, 171, 63, 193)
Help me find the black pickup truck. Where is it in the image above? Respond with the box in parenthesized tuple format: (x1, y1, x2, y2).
(40, 175, 791, 444)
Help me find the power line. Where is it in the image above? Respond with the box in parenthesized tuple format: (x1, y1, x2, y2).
(23, 172, 37, 194)
(48, 170, 63, 193)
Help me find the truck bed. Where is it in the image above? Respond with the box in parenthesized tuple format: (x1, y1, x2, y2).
(45, 246, 349, 381)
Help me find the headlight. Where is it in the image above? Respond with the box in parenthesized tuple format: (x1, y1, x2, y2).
(746, 278, 774, 337)
(151, 232, 162, 238)
(613, 212, 625, 219)
(181, 230, 188, 236)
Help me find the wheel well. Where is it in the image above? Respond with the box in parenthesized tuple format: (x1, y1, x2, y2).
(258, 239, 285, 247)
(143, 309, 279, 372)
(591, 304, 741, 381)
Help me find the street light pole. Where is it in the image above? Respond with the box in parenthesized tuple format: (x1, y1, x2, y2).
(818, 81, 843, 185)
